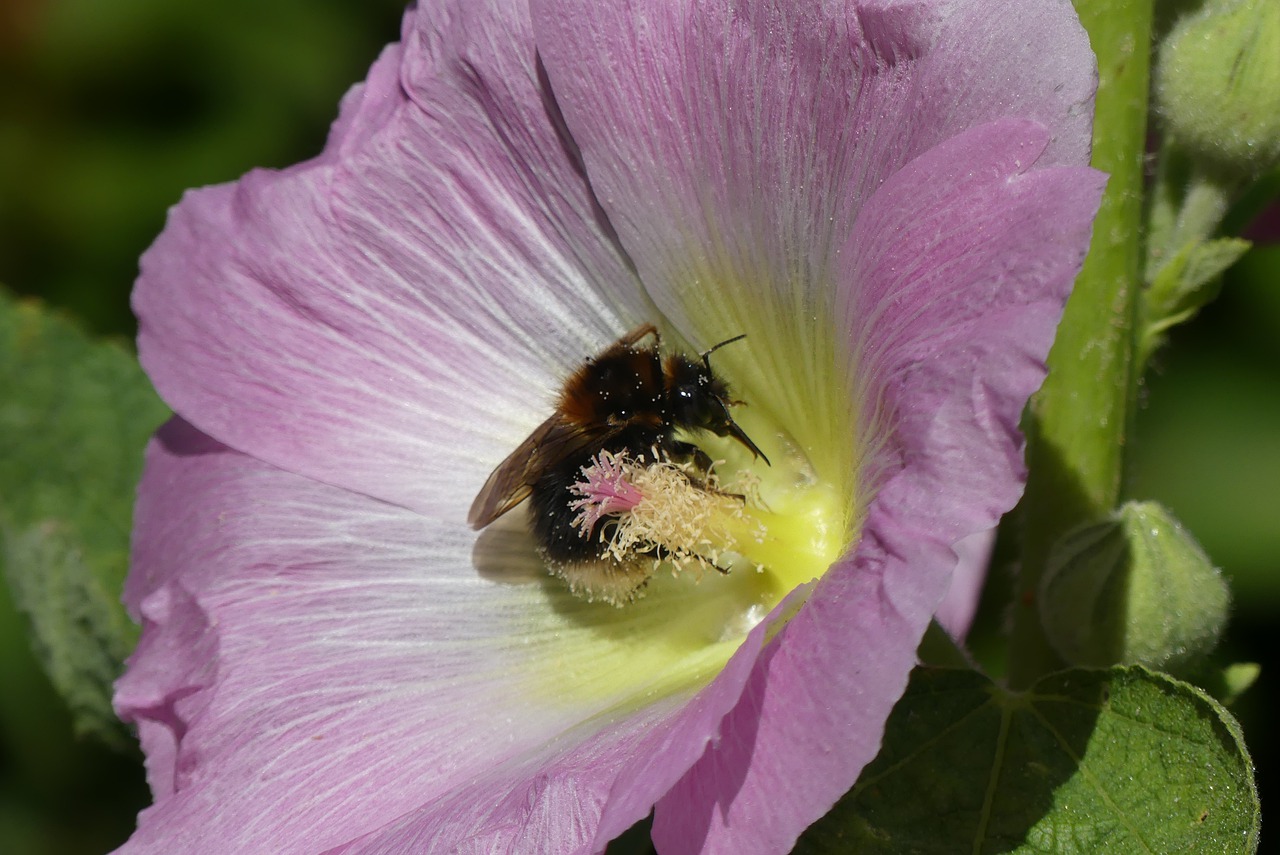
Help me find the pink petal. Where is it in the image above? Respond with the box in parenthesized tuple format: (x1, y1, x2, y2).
(651, 107, 1104, 855)
(531, 0, 1096, 347)
(118, 419, 814, 853)
(134, 1, 648, 517)
(935, 528, 997, 641)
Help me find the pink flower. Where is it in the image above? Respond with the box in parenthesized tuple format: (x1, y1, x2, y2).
(117, 1, 1103, 852)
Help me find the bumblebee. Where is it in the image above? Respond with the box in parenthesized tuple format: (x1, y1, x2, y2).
(468, 323, 766, 596)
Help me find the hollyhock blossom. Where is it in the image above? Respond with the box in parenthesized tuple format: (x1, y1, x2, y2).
(116, 0, 1103, 852)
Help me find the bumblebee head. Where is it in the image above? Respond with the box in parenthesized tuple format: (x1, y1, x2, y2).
(666, 336, 769, 465)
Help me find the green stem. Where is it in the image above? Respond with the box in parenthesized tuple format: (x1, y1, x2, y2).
(1007, 0, 1153, 688)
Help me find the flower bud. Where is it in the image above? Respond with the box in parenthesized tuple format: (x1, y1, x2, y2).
(1155, 0, 1280, 176)
(1039, 502, 1229, 673)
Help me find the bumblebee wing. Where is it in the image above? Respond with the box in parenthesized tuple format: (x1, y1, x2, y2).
(468, 416, 559, 529)
(468, 415, 606, 529)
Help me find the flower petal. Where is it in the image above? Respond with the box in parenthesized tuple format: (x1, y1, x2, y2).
(664, 121, 1101, 849)
(842, 118, 1105, 531)
(118, 419, 812, 853)
(651, 106, 1105, 855)
(531, 0, 1096, 348)
(134, 1, 648, 516)
(935, 528, 996, 641)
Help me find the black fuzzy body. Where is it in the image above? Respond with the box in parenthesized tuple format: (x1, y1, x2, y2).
(531, 345, 670, 564)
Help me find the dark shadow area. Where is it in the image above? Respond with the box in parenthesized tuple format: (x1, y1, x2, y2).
(604, 811, 658, 855)
(471, 508, 550, 589)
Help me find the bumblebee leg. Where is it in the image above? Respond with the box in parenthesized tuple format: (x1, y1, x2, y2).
(616, 322, 658, 348)
(662, 438, 714, 473)
(660, 439, 748, 504)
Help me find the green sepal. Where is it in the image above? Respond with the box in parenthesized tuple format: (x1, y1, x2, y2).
(1038, 502, 1230, 675)
(796, 666, 1259, 854)
(1155, 0, 1280, 178)
(1141, 235, 1250, 365)
(1143, 140, 1250, 370)
(1146, 236, 1251, 325)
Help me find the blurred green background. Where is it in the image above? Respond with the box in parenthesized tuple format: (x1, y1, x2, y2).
(1, 2, 403, 852)
(1, 1, 1276, 853)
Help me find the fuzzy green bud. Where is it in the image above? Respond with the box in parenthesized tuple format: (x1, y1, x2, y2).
(1155, 0, 1280, 175)
(1039, 502, 1230, 674)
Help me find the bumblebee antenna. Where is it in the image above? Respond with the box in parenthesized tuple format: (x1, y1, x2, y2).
(699, 333, 770, 466)
(701, 333, 747, 372)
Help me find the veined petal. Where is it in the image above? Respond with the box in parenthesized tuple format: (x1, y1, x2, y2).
(653, 116, 1104, 853)
(843, 119, 1105, 534)
(535, 0, 894, 488)
(118, 419, 811, 853)
(134, 0, 648, 517)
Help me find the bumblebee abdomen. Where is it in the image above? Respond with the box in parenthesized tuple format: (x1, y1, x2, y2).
(530, 473, 599, 564)
(530, 426, 663, 564)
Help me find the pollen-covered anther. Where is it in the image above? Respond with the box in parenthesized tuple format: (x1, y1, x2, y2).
(569, 449, 766, 577)
(568, 448, 646, 534)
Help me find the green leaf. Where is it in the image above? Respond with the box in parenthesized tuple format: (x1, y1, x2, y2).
(797, 666, 1259, 854)
(0, 288, 168, 746)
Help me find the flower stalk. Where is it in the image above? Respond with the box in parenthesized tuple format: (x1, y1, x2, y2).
(1009, 0, 1154, 688)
